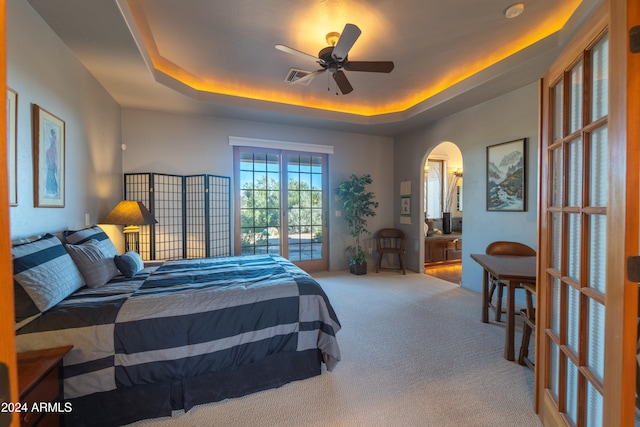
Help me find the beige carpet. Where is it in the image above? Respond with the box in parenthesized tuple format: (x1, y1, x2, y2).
(129, 271, 542, 427)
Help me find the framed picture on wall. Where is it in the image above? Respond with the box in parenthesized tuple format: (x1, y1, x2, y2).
(401, 196, 411, 216)
(486, 138, 527, 212)
(32, 104, 65, 208)
(7, 88, 17, 206)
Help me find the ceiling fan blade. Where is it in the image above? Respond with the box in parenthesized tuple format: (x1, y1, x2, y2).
(344, 61, 395, 73)
(275, 44, 322, 64)
(331, 23, 361, 62)
(333, 70, 353, 94)
(291, 69, 326, 85)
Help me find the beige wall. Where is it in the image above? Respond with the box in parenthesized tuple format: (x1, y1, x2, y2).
(121, 108, 395, 271)
(394, 83, 539, 292)
(6, 0, 540, 279)
(7, 0, 123, 240)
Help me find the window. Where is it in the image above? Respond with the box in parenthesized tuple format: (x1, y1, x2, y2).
(425, 159, 444, 219)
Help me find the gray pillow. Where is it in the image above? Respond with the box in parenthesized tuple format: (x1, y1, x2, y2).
(12, 234, 85, 315)
(65, 239, 119, 288)
(14, 279, 40, 328)
(114, 251, 145, 278)
(63, 225, 118, 255)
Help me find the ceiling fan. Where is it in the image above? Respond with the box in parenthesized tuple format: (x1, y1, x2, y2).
(275, 23, 394, 95)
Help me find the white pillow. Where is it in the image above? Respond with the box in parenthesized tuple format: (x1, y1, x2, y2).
(65, 239, 119, 288)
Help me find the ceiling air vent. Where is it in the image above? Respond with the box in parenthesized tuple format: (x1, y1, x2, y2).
(285, 68, 312, 85)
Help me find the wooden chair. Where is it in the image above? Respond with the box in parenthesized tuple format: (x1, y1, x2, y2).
(485, 241, 536, 322)
(375, 228, 406, 274)
(518, 281, 536, 369)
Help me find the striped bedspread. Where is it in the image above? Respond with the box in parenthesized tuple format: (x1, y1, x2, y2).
(15, 254, 341, 400)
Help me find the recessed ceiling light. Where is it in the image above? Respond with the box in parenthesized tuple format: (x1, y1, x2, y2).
(504, 2, 525, 19)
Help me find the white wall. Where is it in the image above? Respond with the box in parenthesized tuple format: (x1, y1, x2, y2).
(122, 109, 394, 271)
(394, 83, 539, 293)
(7, 0, 123, 240)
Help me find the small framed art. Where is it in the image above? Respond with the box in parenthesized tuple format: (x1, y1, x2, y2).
(486, 138, 526, 212)
(33, 104, 65, 208)
(401, 196, 411, 216)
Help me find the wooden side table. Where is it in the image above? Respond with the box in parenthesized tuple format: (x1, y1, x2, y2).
(17, 346, 72, 427)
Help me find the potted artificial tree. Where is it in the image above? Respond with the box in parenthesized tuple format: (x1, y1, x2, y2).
(336, 174, 379, 275)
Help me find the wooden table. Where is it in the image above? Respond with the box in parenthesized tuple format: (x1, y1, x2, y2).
(470, 254, 536, 361)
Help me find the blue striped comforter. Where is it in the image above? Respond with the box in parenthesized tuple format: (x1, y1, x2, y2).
(15, 254, 341, 399)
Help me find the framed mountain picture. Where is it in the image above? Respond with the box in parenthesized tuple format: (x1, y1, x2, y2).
(486, 138, 526, 212)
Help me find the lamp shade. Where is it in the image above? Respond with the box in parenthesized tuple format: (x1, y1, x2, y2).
(101, 200, 157, 225)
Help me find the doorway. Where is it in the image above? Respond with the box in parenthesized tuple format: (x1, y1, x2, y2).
(423, 142, 463, 284)
(233, 146, 329, 272)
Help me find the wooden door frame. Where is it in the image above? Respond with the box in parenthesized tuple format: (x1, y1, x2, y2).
(610, 0, 640, 424)
(233, 147, 329, 271)
(0, 0, 20, 424)
(282, 151, 329, 272)
(537, 0, 639, 424)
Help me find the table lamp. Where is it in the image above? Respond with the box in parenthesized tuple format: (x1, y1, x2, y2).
(101, 200, 157, 253)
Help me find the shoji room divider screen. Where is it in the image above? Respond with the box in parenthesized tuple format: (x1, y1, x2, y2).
(124, 173, 231, 261)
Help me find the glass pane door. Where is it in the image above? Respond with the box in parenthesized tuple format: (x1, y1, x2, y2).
(235, 147, 328, 271)
(238, 150, 281, 256)
(540, 30, 608, 426)
(286, 153, 326, 269)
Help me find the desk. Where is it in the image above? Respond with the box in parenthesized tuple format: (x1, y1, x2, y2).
(470, 254, 536, 361)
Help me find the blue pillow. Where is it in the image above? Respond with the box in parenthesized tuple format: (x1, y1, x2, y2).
(114, 251, 145, 278)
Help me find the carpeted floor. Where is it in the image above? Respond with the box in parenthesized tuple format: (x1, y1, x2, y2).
(129, 271, 541, 427)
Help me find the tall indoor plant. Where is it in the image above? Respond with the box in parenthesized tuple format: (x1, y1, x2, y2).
(336, 174, 379, 275)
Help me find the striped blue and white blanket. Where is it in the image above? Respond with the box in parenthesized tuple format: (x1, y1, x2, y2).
(15, 254, 341, 401)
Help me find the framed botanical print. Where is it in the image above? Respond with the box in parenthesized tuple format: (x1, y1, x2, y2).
(486, 138, 527, 211)
(7, 88, 17, 206)
(33, 104, 65, 208)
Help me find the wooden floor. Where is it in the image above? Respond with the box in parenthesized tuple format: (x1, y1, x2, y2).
(424, 262, 462, 284)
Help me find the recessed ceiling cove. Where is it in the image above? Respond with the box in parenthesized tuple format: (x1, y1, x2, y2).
(116, 0, 583, 123)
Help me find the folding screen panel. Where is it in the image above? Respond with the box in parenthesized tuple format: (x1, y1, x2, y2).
(125, 173, 230, 260)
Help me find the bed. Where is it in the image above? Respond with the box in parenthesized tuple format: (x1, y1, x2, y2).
(12, 227, 341, 426)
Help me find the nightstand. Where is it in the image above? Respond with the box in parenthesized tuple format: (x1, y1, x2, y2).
(17, 346, 72, 427)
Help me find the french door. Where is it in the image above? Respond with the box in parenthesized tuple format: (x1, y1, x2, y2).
(538, 1, 639, 424)
(234, 146, 328, 271)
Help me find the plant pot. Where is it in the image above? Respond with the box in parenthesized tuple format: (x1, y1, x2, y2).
(350, 262, 367, 275)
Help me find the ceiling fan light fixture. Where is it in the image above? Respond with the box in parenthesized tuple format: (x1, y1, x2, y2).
(325, 31, 340, 46)
(277, 23, 393, 95)
(504, 2, 525, 19)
